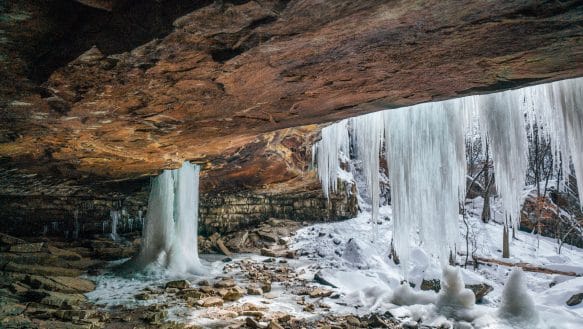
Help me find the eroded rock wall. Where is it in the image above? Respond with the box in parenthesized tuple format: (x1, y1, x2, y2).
(0, 125, 358, 237)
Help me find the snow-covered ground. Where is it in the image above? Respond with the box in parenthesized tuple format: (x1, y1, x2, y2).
(289, 200, 583, 328)
(86, 200, 583, 328)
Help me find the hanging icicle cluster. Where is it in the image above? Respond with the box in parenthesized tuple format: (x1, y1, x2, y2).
(313, 77, 583, 268)
(314, 120, 350, 199)
(385, 100, 471, 271)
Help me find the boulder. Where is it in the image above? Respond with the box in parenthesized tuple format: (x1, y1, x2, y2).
(221, 286, 245, 301)
(247, 285, 263, 295)
(197, 297, 223, 307)
(261, 281, 272, 293)
(178, 289, 202, 299)
(468, 283, 494, 303)
(567, 293, 583, 306)
(308, 288, 333, 298)
(345, 315, 361, 326)
(258, 230, 278, 243)
(9, 243, 45, 253)
(4, 262, 81, 277)
(165, 280, 190, 290)
(37, 290, 86, 308)
(421, 279, 493, 302)
(260, 248, 278, 257)
(0, 315, 36, 329)
(47, 245, 82, 261)
(267, 320, 284, 329)
(420, 279, 441, 292)
(0, 234, 25, 246)
(314, 271, 338, 288)
(134, 292, 151, 300)
(0, 302, 26, 317)
(216, 239, 233, 257)
(214, 278, 236, 288)
(26, 275, 95, 294)
(246, 317, 265, 329)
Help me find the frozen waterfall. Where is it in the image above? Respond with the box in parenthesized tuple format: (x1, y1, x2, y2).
(313, 77, 583, 269)
(384, 100, 470, 271)
(123, 161, 204, 274)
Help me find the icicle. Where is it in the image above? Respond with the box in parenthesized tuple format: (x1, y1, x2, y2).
(138, 209, 144, 230)
(314, 120, 350, 199)
(385, 99, 469, 274)
(110, 209, 120, 241)
(313, 77, 583, 275)
(352, 112, 384, 239)
(72, 209, 80, 240)
(522, 78, 583, 206)
(477, 90, 529, 229)
(124, 161, 204, 274)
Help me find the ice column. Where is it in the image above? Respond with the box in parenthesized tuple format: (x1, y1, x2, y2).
(110, 210, 120, 241)
(127, 161, 204, 274)
(385, 100, 469, 272)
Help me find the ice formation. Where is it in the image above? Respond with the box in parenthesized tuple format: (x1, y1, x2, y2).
(436, 266, 476, 318)
(110, 210, 120, 241)
(498, 268, 539, 325)
(522, 78, 583, 207)
(352, 112, 384, 237)
(314, 77, 583, 269)
(476, 91, 529, 228)
(391, 283, 436, 306)
(124, 161, 204, 274)
(314, 120, 350, 199)
(342, 238, 367, 267)
(384, 101, 469, 271)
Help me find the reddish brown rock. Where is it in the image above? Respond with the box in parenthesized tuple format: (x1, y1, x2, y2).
(0, 0, 581, 184)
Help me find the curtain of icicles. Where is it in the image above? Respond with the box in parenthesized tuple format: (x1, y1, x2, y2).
(313, 77, 583, 270)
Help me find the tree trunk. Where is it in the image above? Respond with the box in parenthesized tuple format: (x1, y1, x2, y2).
(481, 142, 491, 223)
(502, 223, 510, 258)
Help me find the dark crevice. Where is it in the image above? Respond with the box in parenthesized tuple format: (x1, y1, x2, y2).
(210, 48, 245, 63)
(247, 15, 278, 30)
(25, 0, 213, 83)
(459, 78, 548, 95)
(210, 15, 278, 62)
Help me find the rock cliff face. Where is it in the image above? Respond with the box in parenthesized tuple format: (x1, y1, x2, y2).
(0, 124, 357, 237)
(0, 0, 582, 234)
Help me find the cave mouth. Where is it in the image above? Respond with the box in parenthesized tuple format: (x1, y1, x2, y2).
(1, 1, 583, 328)
(23, 0, 214, 83)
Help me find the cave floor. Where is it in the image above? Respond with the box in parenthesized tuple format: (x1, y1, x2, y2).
(2, 205, 583, 329)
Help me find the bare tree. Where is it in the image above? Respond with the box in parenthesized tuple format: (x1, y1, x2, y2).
(482, 142, 493, 223)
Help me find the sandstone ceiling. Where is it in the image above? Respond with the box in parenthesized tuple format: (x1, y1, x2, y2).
(0, 0, 582, 189)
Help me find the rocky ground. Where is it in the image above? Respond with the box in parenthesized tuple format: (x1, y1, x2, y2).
(0, 219, 404, 329)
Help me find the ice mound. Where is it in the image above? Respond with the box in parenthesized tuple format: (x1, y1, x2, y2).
(498, 268, 539, 325)
(436, 266, 476, 318)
